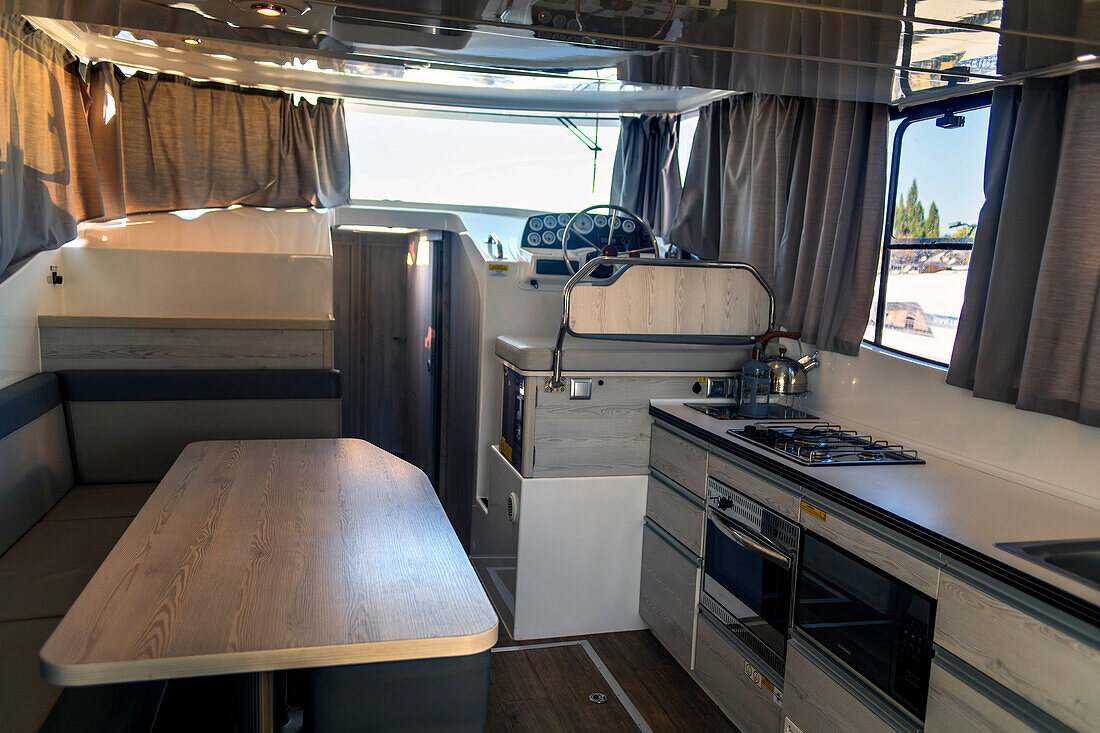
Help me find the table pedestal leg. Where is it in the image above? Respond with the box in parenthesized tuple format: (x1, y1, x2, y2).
(241, 671, 275, 733)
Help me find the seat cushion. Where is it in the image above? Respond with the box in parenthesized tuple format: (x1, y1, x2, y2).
(0, 518, 130, 622)
(0, 616, 63, 733)
(43, 484, 158, 522)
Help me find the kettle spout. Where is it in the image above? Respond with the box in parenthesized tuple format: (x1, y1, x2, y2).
(798, 352, 819, 372)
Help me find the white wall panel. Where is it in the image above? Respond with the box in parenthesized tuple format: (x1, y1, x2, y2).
(0, 251, 64, 390)
(807, 346, 1100, 508)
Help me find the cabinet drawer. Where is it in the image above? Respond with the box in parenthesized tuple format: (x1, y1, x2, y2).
(708, 454, 799, 521)
(649, 424, 707, 498)
(693, 611, 782, 733)
(934, 573, 1100, 731)
(797, 498, 939, 598)
(646, 473, 705, 556)
(783, 637, 913, 733)
(639, 521, 700, 670)
(925, 658, 1042, 733)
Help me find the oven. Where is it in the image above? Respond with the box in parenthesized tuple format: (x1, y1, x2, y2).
(701, 477, 800, 679)
(795, 532, 935, 718)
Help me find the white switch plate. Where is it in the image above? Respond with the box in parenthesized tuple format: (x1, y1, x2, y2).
(784, 718, 804, 733)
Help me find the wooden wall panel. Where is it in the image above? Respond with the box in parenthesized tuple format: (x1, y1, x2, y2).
(39, 317, 331, 371)
(568, 266, 770, 338)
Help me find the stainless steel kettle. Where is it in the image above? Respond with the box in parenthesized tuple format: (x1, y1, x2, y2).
(764, 346, 819, 395)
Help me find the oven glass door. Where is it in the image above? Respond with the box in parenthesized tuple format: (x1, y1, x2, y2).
(795, 532, 934, 716)
(703, 511, 793, 662)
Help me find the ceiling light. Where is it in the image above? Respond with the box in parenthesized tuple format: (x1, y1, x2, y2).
(1078, 53, 1098, 63)
(183, 37, 201, 45)
(251, 3, 286, 16)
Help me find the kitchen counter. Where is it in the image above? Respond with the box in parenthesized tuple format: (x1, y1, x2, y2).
(650, 400, 1100, 628)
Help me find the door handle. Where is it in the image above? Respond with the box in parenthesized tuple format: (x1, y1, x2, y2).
(708, 510, 792, 570)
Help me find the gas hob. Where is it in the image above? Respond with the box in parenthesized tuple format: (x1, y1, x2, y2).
(728, 423, 925, 466)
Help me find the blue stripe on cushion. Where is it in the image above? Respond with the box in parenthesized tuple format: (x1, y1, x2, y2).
(58, 370, 341, 402)
(0, 373, 63, 441)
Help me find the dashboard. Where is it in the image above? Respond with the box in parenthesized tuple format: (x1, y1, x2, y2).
(521, 212, 646, 253)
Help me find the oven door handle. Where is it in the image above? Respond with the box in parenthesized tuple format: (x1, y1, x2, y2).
(708, 510, 792, 570)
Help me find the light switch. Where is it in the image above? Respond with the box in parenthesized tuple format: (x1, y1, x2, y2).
(569, 378, 593, 400)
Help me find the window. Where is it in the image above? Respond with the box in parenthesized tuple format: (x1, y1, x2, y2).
(346, 104, 622, 212)
(864, 97, 991, 366)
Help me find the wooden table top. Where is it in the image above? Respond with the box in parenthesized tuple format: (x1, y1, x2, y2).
(41, 439, 498, 686)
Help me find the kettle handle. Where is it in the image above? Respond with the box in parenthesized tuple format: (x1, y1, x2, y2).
(756, 330, 802, 349)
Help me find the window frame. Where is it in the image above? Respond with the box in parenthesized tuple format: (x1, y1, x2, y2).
(866, 91, 994, 368)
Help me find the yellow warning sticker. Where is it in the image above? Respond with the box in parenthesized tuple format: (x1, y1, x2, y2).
(801, 500, 826, 523)
(499, 439, 513, 461)
(488, 263, 509, 276)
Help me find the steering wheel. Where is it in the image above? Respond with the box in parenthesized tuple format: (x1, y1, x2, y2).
(560, 204, 658, 277)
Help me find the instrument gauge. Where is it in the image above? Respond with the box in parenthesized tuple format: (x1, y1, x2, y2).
(573, 214, 594, 235)
(541, 230, 556, 245)
(557, 229, 568, 246)
(593, 214, 607, 228)
(526, 232, 543, 247)
(621, 219, 636, 233)
(529, 217, 543, 231)
(557, 213, 571, 227)
(542, 215, 558, 229)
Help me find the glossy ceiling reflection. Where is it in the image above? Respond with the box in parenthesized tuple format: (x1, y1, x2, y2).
(10, 0, 1100, 105)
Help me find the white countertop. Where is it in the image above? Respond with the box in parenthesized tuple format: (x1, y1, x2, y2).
(651, 400, 1100, 616)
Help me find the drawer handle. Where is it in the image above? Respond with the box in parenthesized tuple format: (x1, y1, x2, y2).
(709, 510, 791, 570)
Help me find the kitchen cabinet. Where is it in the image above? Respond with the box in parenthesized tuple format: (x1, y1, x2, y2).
(639, 520, 700, 671)
(934, 572, 1100, 731)
(694, 610, 782, 733)
(649, 424, 708, 498)
(645, 472, 705, 555)
(782, 636, 919, 733)
(924, 654, 1048, 733)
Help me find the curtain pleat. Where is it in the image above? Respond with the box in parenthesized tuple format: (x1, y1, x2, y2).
(0, 15, 103, 280)
(949, 72, 1100, 427)
(1, 19, 351, 280)
(671, 93, 887, 355)
(609, 115, 682, 239)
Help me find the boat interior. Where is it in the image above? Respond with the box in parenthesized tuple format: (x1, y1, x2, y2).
(0, 1, 1098, 732)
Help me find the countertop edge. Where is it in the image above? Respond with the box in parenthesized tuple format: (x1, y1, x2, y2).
(648, 404, 1100, 630)
(40, 624, 500, 687)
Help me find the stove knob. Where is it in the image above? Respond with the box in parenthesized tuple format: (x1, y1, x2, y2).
(715, 497, 733, 510)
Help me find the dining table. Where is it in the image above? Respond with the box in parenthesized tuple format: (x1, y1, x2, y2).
(40, 438, 499, 731)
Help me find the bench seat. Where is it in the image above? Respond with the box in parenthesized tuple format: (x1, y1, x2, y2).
(0, 518, 132, 622)
(43, 483, 159, 522)
(0, 617, 64, 732)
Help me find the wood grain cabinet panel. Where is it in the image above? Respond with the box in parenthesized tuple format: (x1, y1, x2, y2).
(782, 642, 898, 733)
(798, 501, 940, 598)
(934, 573, 1100, 731)
(925, 660, 1041, 733)
(693, 613, 782, 733)
(649, 425, 708, 498)
(639, 522, 699, 671)
(707, 455, 800, 521)
(646, 474, 705, 556)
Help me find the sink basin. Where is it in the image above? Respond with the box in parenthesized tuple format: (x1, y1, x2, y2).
(995, 538, 1100, 592)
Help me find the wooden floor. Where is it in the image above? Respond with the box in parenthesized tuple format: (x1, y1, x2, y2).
(488, 628, 739, 733)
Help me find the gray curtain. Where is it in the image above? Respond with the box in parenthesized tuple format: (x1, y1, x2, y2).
(948, 72, 1100, 427)
(670, 94, 888, 355)
(0, 15, 104, 280)
(609, 114, 682, 239)
(88, 65, 351, 215)
(619, 0, 904, 104)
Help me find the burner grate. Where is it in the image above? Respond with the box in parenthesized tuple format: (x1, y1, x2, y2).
(728, 423, 924, 466)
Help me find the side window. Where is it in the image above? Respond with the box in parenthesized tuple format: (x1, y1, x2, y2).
(864, 101, 991, 366)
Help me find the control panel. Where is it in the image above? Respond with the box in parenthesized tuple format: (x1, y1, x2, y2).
(521, 212, 646, 254)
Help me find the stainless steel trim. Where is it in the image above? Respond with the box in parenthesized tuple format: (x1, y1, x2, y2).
(547, 257, 775, 388)
(708, 509, 792, 571)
